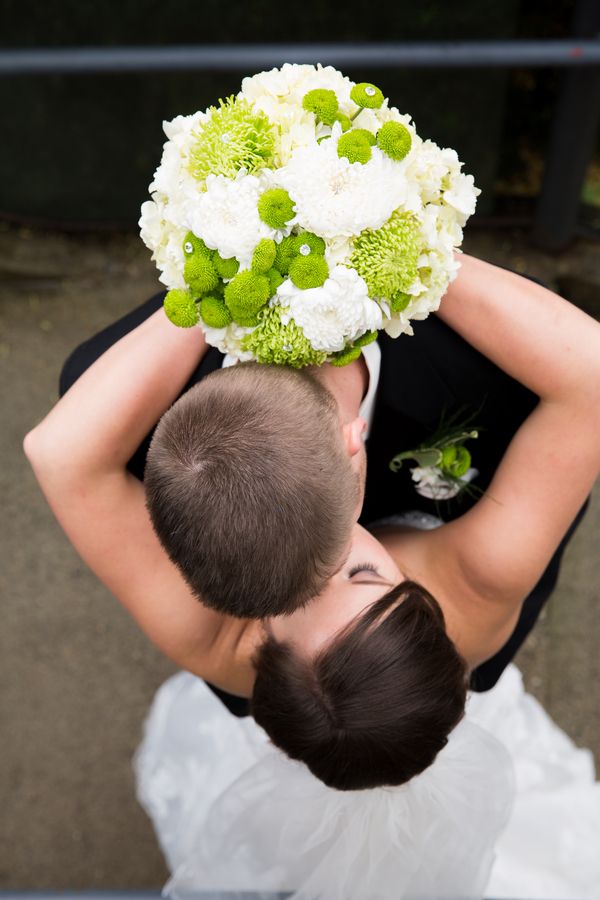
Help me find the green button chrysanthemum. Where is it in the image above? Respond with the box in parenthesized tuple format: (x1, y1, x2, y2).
(291, 231, 326, 257)
(224, 271, 271, 326)
(199, 294, 232, 328)
(335, 112, 352, 132)
(273, 235, 298, 275)
(251, 238, 277, 274)
(164, 289, 199, 328)
(350, 211, 422, 301)
(241, 305, 327, 368)
(188, 96, 276, 183)
(183, 232, 211, 258)
(212, 252, 240, 280)
(331, 345, 362, 367)
(350, 82, 384, 109)
(267, 267, 284, 293)
(184, 254, 219, 296)
(337, 131, 373, 165)
(302, 88, 339, 126)
(258, 188, 296, 229)
(288, 254, 329, 289)
(440, 445, 471, 478)
(377, 121, 412, 161)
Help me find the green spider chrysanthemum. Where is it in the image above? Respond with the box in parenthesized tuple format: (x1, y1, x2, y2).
(331, 345, 362, 367)
(241, 305, 327, 368)
(350, 82, 384, 109)
(288, 254, 329, 289)
(188, 96, 276, 183)
(291, 231, 326, 257)
(184, 253, 219, 296)
(302, 88, 339, 125)
(163, 289, 199, 328)
(350, 211, 422, 300)
(199, 294, 232, 328)
(377, 121, 412, 161)
(258, 188, 296, 229)
(212, 252, 239, 280)
(273, 235, 297, 275)
(251, 238, 277, 274)
(224, 271, 271, 326)
(337, 131, 373, 165)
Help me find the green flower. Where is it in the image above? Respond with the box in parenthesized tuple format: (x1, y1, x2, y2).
(291, 231, 326, 257)
(257, 188, 296, 229)
(267, 267, 284, 293)
(335, 112, 352, 132)
(199, 294, 232, 329)
(332, 345, 362, 367)
(188, 96, 276, 183)
(212, 252, 239, 280)
(241, 306, 327, 368)
(224, 271, 271, 326)
(183, 232, 211, 259)
(184, 253, 219, 296)
(440, 445, 471, 478)
(355, 330, 378, 347)
(337, 131, 372, 165)
(377, 121, 412, 161)
(350, 211, 422, 300)
(273, 235, 297, 275)
(390, 291, 412, 312)
(302, 88, 339, 125)
(350, 82, 384, 109)
(288, 254, 329, 289)
(251, 238, 277, 274)
(163, 289, 199, 328)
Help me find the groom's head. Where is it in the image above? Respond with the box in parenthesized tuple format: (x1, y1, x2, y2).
(145, 363, 365, 617)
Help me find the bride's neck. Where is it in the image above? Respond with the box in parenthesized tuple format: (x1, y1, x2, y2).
(311, 356, 369, 423)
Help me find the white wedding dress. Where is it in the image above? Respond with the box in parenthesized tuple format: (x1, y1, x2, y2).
(134, 515, 600, 900)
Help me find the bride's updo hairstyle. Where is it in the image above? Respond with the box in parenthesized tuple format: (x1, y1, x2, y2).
(145, 363, 360, 618)
(252, 581, 469, 791)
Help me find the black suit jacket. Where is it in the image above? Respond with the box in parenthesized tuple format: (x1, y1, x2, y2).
(60, 291, 587, 713)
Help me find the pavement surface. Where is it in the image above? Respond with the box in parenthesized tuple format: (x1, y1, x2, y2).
(1, 222, 599, 888)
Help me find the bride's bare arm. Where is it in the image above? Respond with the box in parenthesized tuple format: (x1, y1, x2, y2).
(423, 256, 600, 650)
(24, 310, 259, 695)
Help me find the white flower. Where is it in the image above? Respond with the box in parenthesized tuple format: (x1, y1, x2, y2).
(275, 123, 408, 239)
(443, 172, 480, 221)
(200, 321, 255, 361)
(138, 199, 187, 290)
(185, 170, 287, 269)
(410, 465, 478, 500)
(277, 265, 382, 353)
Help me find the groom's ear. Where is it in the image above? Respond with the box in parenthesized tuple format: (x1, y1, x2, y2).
(342, 417, 368, 459)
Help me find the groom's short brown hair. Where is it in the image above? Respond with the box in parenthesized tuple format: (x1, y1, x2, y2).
(145, 363, 360, 617)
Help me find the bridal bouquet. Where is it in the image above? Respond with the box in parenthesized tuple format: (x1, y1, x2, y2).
(139, 64, 479, 367)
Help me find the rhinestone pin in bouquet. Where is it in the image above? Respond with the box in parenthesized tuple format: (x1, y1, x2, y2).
(139, 64, 480, 367)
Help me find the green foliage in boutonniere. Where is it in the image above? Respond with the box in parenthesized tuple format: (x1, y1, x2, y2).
(389, 408, 482, 501)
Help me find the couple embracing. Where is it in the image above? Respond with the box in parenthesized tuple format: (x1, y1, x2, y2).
(25, 253, 600, 897)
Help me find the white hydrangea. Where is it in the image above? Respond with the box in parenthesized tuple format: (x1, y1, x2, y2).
(275, 123, 409, 239)
(277, 265, 382, 353)
(201, 321, 255, 360)
(185, 170, 288, 269)
(138, 199, 187, 290)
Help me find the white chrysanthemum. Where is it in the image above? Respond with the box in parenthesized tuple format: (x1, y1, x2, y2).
(275, 124, 408, 239)
(201, 321, 255, 360)
(186, 170, 289, 269)
(324, 234, 354, 268)
(277, 265, 382, 353)
(139, 199, 187, 290)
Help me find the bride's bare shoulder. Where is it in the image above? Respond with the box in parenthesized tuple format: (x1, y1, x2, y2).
(373, 524, 522, 669)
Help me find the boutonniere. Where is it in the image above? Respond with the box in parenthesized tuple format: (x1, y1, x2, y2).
(389, 410, 480, 501)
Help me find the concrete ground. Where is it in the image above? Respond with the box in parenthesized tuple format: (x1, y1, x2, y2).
(1, 221, 599, 888)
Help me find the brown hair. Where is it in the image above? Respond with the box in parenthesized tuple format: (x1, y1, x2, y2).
(145, 363, 360, 618)
(252, 581, 468, 791)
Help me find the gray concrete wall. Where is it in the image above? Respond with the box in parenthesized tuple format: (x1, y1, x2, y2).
(1, 223, 598, 888)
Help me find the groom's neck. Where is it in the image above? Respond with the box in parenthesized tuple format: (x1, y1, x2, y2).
(311, 355, 369, 423)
